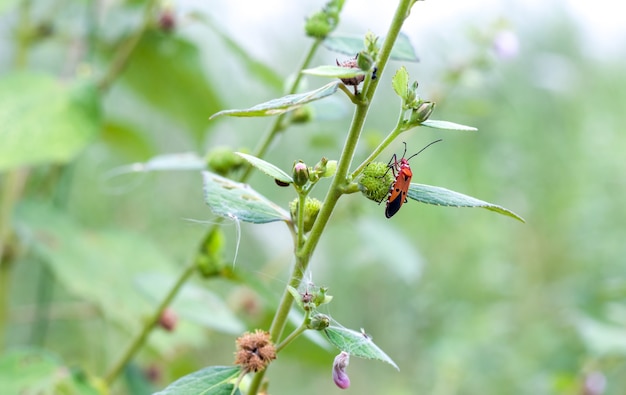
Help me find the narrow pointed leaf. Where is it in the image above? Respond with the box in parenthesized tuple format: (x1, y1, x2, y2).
(420, 119, 478, 131)
(202, 171, 291, 224)
(235, 152, 292, 184)
(302, 65, 366, 79)
(323, 33, 418, 62)
(154, 366, 242, 395)
(324, 326, 399, 370)
(210, 81, 340, 119)
(407, 183, 525, 222)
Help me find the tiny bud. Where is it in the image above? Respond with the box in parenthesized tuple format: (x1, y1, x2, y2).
(158, 8, 176, 32)
(158, 308, 178, 332)
(291, 105, 313, 124)
(412, 101, 435, 123)
(358, 162, 394, 203)
(289, 197, 322, 233)
(356, 51, 374, 72)
(332, 352, 351, 389)
(293, 161, 309, 187)
(308, 313, 330, 330)
(205, 146, 245, 176)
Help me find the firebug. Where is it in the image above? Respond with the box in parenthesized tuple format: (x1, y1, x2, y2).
(383, 139, 442, 218)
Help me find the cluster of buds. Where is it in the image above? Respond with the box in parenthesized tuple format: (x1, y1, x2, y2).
(288, 282, 333, 313)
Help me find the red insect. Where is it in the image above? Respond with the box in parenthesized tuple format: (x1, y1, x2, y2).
(384, 139, 442, 218)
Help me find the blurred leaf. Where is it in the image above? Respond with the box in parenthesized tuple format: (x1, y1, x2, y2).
(0, 348, 103, 395)
(323, 32, 418, 62)
(202, 171, 291, 223)
(193, 13, 283, 91)
(235, 152, 293, 184)
(154, 366, 242, 395)
(119, 32, 222, 141)
(14, 201, 177, 333)
(407, 183, 525, 222)
(210, 81, 340, 119)
(135, 273, 245, 334)
(101, 120, 156, 160)
(0, 72, 100, 171)
(119, 152, 206, 174)
(420, 120, 478, 131)
(324, 326, 399, 370)
(302, 65, 366, 78)
(573, 314, 626, 356)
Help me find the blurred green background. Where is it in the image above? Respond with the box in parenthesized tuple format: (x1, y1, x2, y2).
(1, 0, 625, 394)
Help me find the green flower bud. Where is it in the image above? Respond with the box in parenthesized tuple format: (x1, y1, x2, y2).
(412, 101, 435, 123)
(358, 162, 394, 203)
(205, 146, 245, 176)
(308, 313, 330, 331)
(293, 161, 310, 187)
(291, 105, 313, 124)
(356, 51, 374, 72)
(289, 197, 322, 233)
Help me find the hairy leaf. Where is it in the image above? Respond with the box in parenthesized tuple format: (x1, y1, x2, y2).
(210, 81, 340, 118)
(420, 120, 478, 131)
(407, 183, 525, 222)
(202, 171, 291, 223)
(324, 326, 399, 370)
(154, 366, 242, 395)
(323, 32, 418, 62)
(235, 152, 292, 184)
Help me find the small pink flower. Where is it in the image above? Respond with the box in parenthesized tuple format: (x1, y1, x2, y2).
(332, 351, 350, 389)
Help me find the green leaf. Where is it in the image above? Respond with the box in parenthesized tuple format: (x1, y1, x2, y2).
(573, 314, 626, 356)
(392, 66, 409, 99)
(0, 72, 100, 171)
(154, 366, 242, 395)
(420, 119, 478, 131)
(135, 273, 245, 334)
(118, 32, 223, 142)
(0, 348, 103, 395)
(15, 202, 178, 334)
(323, 32, 418, 62)
(202, 171, 291, 224)
(407, 183, 525, 222)
(302, 65, 366, 78)
(324, 326, 399, 370)
(210, 81, 340, 119)
(235, 152, 293, 184)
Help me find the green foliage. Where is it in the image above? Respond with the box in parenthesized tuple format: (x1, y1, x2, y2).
(209, 81, 341, 118)
(0, 72, 100, 171)
(153, 366, 242, 395)
(323, 326, 398, 370)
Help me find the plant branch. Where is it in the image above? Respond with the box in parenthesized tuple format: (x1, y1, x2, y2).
(248, 1, 416, 393)
(103, 261, 196, 385)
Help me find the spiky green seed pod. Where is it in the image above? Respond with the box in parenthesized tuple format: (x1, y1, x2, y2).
(289, 197, 322, 233)
(358, 162, 394, 203)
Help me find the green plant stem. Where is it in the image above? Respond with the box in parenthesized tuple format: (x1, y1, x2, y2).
(275, 317, 309, 353)
(97, 0, 159, 93)
(351, 114, 404, 178)
(103, 261, 196, 385)
(249, 2, 415, 393)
